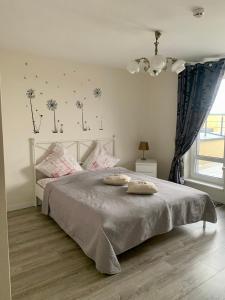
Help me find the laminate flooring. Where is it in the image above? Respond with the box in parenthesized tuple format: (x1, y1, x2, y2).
(8, 206, 225, 300)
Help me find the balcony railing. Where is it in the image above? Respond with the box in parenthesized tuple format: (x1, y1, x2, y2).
(201, 114, 225, 139)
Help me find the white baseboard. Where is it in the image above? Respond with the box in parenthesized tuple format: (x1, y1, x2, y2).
(7, 201, 34, 212)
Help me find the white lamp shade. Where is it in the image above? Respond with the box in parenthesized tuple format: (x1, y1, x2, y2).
(138, 59, 149, 72)
(127, 60, 140, 74)
(150, 55, 167, 71)
(171, 60, 185, 74)
(148, 68, 161, 77)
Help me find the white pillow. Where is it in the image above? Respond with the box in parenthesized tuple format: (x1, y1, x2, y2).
(83, 143, 120, 170)
(53, 143, 82, 169)
(51, 143, 66, 156)
(36, 143, 82, 178)
(103, 174, 131, 186)
(127, 180, 158, 195)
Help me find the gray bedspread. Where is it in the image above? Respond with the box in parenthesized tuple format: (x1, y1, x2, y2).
(42, 167, 217, 274)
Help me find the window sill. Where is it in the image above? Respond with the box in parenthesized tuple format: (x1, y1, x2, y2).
(185, 178, 224, 191)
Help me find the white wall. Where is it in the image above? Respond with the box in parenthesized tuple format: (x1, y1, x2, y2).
(0, 49, 148, 211)
(0, 89, 11, 299)
(7, 49, 221, 209)
(140, 71, 178, 179)
(2, 48, 222, 209)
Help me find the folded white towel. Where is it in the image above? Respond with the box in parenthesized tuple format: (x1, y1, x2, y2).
(127, 180, 158, 195)
(103, 174, 131, 186)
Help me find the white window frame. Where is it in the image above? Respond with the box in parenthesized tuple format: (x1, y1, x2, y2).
(190, 132, 225, 186)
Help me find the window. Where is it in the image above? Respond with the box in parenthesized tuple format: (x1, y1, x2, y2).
(190, 79, 225, 185)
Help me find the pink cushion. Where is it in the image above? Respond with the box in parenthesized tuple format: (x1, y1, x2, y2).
(83, 143, 120, 170)
(36, 143, 82, 177)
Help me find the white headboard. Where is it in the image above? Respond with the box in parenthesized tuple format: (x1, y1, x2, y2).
(30, 135, 115, 176)
(30, 135, 116, 205)
(30, 135, 115, 165)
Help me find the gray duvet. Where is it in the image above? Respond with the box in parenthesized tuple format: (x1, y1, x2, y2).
(42, 167, 217, 274)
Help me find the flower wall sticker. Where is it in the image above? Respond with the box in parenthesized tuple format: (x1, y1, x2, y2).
(76, 100, 90, 131)
(26, 89, 43, 134)
(96, 115, 104, 131)
(47, 99, 63, 133)
(60, 123, 64, 133)
(24, 64, 104, 134)
(99, 117, 103, 131)
(93, 88, 102, 98)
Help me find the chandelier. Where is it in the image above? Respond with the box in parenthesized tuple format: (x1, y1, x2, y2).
(127, 31, 185, 77)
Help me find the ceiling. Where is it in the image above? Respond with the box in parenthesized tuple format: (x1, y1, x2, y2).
(0, 0, 225, 68)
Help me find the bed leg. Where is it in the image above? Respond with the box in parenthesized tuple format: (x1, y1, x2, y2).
(203, 221, 206, 230)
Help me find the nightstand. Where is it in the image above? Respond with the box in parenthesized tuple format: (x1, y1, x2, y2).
(135, 159, 157, 177)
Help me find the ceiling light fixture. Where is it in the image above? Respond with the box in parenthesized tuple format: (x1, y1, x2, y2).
(127, 31, 186, 77)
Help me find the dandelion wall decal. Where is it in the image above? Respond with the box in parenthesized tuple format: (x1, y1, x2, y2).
(26, 89, 35, 98)
(60, 123, 64, 133)
(76, 100, 90, 131)
(47, 99, 58, 133)
(99, 117, 103, 131)
(36, 114, 44, 133)
(96, 115, 104, 130)
(93, 88, 102, 98)
(76, 100, 83, 110)
(26, 89, 41, 134)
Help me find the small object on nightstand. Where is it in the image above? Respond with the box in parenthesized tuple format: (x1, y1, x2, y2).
(138, 141, 149, 160)
(135, 159, 157, 178)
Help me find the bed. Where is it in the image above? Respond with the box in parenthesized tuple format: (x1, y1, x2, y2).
(31, 138, 217, 275)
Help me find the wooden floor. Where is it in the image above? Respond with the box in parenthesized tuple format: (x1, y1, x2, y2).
(8, 206, 225, 300)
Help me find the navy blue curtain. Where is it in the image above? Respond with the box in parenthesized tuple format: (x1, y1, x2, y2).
(169, 59, 225, 184)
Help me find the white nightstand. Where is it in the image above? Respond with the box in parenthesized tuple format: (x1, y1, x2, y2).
(135, 159, 157, 177)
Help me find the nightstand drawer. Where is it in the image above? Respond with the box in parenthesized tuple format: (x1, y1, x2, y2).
(136, 164, 156, 173)
(135, 158, 157, 178)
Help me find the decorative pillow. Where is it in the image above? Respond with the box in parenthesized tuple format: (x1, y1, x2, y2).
(36, 143, 82, 177)
(83, 142, 120, 170)
(53, 143, 82, 169)
(50, 143, 66, 156)
(103, 174, 131, 186)
(127, 180, 158, 195)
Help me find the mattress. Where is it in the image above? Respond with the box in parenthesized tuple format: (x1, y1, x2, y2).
(36, 178, 60, 202)
(37, 177, 59, 188)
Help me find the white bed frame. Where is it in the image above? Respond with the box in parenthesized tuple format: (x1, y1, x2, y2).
(30, 136, 207, 230)
(30, 135, 116, 206)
